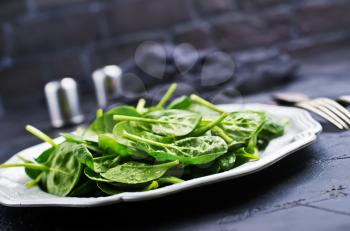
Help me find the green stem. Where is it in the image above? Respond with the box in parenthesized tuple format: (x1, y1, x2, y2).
(143, 181, 159, 191)
(17, 155, 31, 163)
(202, 119, 233, 125)
(93, 154, 118, 161)
(122, 132, 173, 148)
(96, 109, 104, 118)
(151, 160, 179, 168)
(25, 172, 44, 187)
(0, 163, 69, 175)
(190, 94, 225, 113)
(193, 113, 228, 136)
(158, 176, 184, 184)
(235, 147, 260, 160)
(113, 115, 186, 126)
(238, 152, 260, 160)
(25, 125, 57, 148)
(212, 126, 233, 144)
(156, 83, 177, 108)
(0, 163, 50, 171)
(136, 98, 146, 113)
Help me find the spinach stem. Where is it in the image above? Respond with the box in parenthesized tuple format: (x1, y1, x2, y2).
(202, 119, 234, 125)
(113, 115, 186, 125)
(143, 181, 159, 191)
(17, 155, 31, 163)
(122, 131, 173, 148)
(25, 125, 58, 148)
(25, 172, 44, 187)
(0, 163, 50, 171)
(193, 113, 228, 136)
(158, 176, 184, 184)
(190, 94, 225, 113)
(212, 126, 233, 144)
(237, 152, 260, 160)
(136, 98, 146, 113)
(156, 83, 177, 108)
(96, 109, 104, 118)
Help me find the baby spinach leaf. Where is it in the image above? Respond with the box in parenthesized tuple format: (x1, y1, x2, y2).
(46, 142, 83, 196)
(84, 106, 140, 139)
(98, 133, 135, 156)
(71, 144, 95, 171)
(217, 151, 236, 171)
(257, 116, 285, 149)
(124, 132, 228, 165)
(69, 180, 98, 197)
(112, 121, 143, 147)
(97, 182, 121, 195)
(104, 106, 140, 133)
(188, 103, 221, 119)
(220, 111, 267, 146)
(61, 133, 102, 155)
(114, 109, 202, 137)
(146, 110, 201, 136)
(84, 168, 113, 183)
(167, 96, 192, 109)
(93, 155, 120, 173)
(35, 147, 56, 164)
(100, 160, 179, 184)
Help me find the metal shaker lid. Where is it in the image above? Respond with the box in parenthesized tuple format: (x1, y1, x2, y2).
(92, 65, 122, 108)
(45, 78, 84, 128)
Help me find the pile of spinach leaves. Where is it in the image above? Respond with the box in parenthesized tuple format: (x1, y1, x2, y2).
(0, 83, 286, 197)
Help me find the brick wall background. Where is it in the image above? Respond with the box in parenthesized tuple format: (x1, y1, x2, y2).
(1, 0, 350, 111)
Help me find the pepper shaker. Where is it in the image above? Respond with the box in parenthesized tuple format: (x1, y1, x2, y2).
(92, 65, 122, 108)
(45, 78, 84, 128)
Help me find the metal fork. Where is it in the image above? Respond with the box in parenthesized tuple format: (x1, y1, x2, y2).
(273, 93, 350, 130)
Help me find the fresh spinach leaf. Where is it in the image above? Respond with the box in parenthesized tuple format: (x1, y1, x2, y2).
(84, 106, 140, 139)
(114, 109, 202, 137)
(93, 155, 120, 173)
(100, 160, 179, 184)
(220, 111, 267, 146)
(96, 182, 121, 195)
(69, 180, 98, 197)
(46, 142, 83, 196)
(167, 96, 192, 109)
(124, 132, 228, 165)
(217, 151, 236, 171)
(84, 168, 113, 183)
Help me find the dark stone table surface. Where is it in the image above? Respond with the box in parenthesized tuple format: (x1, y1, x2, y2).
(0, 47, 349, 231)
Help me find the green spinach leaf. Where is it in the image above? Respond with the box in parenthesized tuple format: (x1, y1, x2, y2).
(100, 160, 179, 184)
(46, 142, 83, 196)
(124, 132, 228, 165)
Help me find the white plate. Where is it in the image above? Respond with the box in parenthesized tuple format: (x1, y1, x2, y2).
(0, 104, 322, 207)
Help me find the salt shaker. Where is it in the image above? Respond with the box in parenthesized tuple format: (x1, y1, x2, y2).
(92, 65, 122, 108)
(44, 78, 84, 128)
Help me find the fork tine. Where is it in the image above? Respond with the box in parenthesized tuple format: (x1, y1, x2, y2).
(309, 100, 349, 129)
(313, 98, 350, 126)
(297, 102, 345, 129)
(319, 97, 350, 120)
